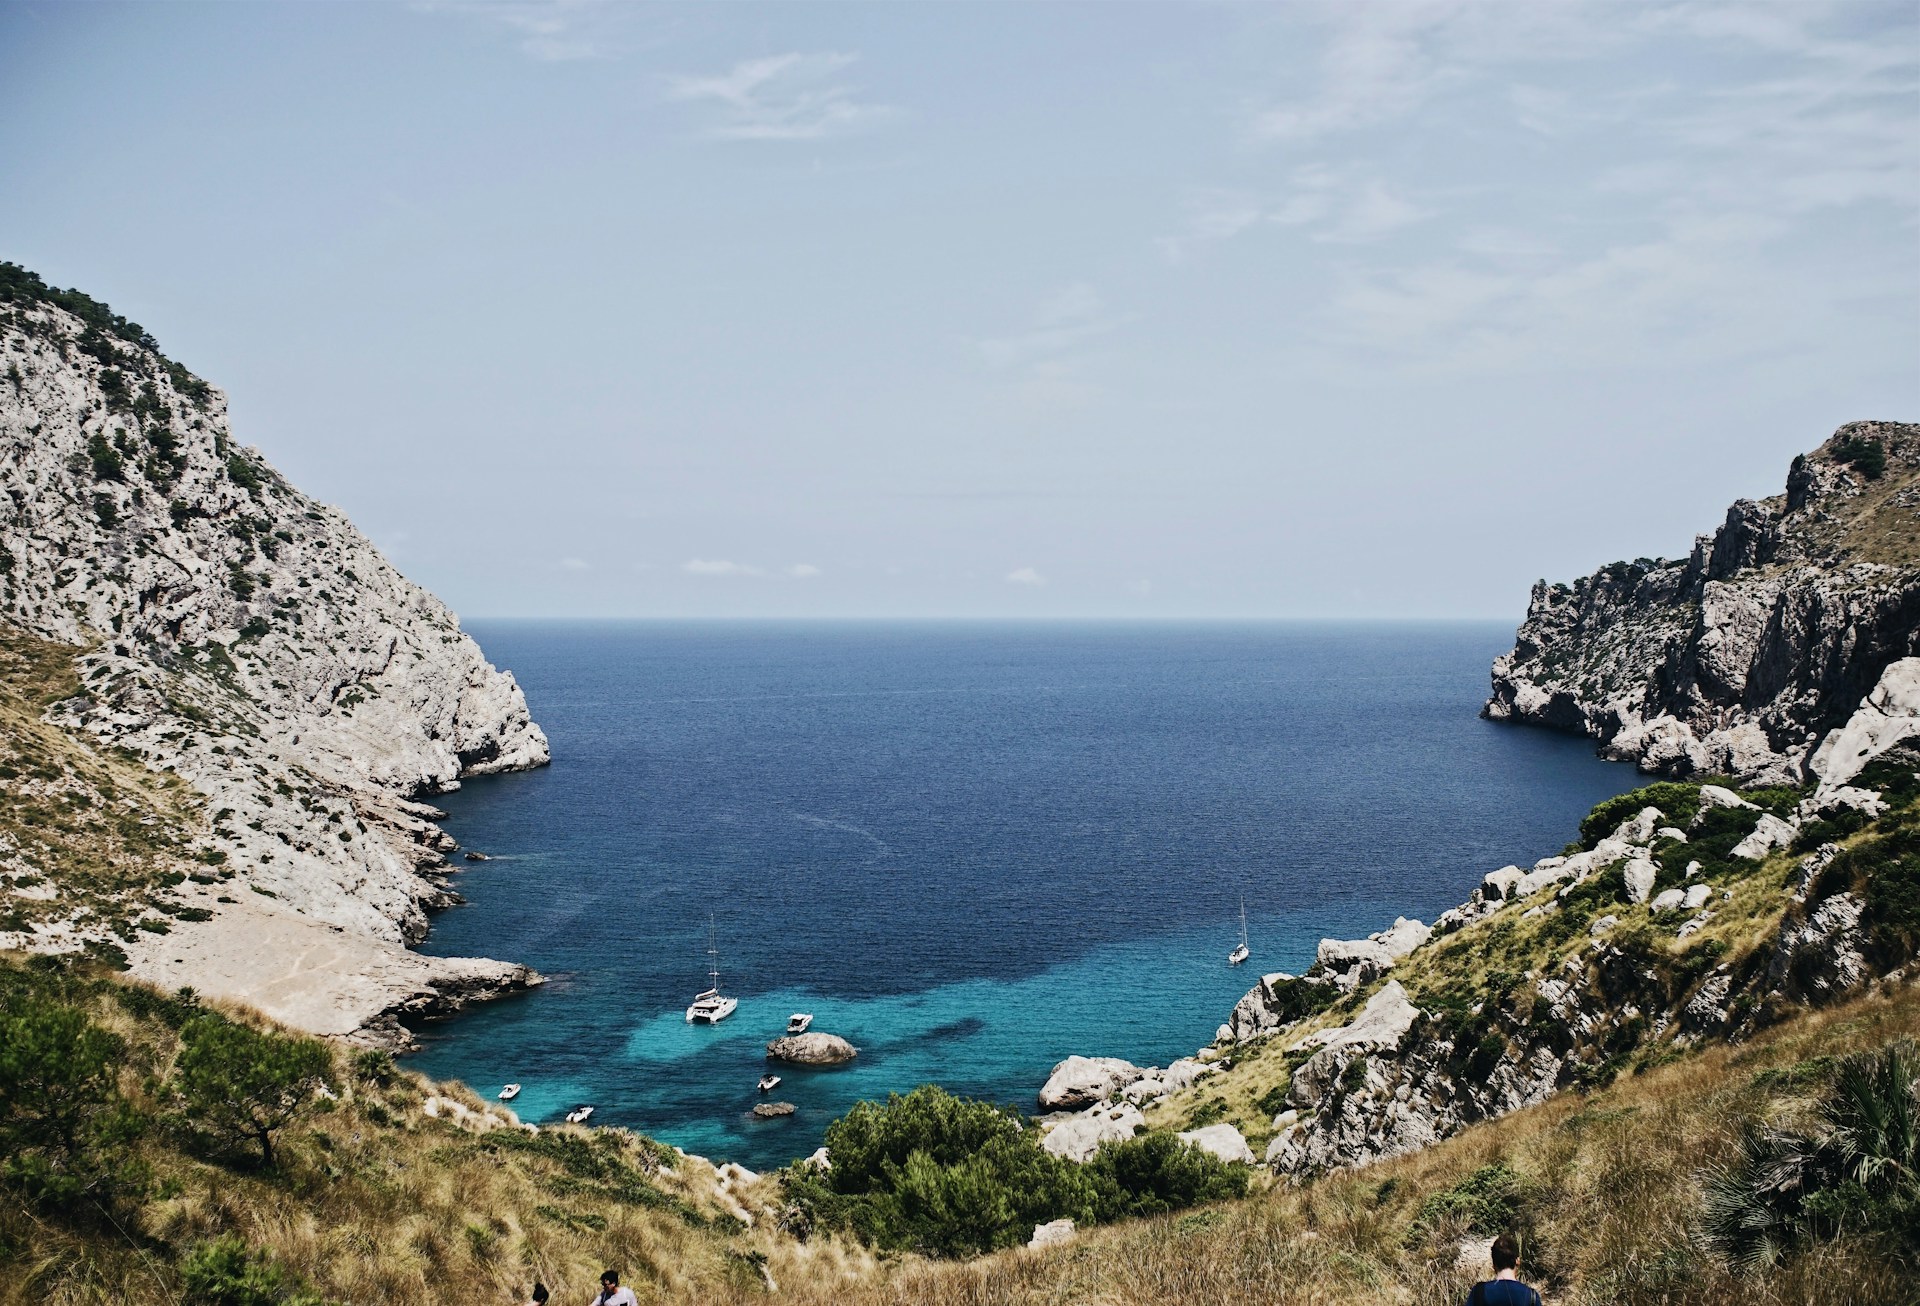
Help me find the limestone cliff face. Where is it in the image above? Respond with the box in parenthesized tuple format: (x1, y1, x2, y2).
(1485, 422, 1920, 785)
(0, 266, 548, 961)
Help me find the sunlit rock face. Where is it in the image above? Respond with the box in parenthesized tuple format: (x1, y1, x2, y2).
(0, 270, 549, 1041)
(1485, 422, 1920, 787)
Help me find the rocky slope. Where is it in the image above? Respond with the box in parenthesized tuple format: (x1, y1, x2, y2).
(0, 263, 549, 1042)
(1484, 421, 1920, 785)
(1033, 424, 1918, 1185)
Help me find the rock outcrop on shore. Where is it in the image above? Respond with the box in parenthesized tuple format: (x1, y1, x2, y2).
(0, 264, 549, 1043)
(1485, 422, 1920, 785)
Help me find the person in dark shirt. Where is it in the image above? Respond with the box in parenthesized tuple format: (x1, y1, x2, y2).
(1466, 1233, 1541, 1306)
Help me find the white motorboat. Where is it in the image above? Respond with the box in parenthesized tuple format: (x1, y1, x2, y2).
(564, 1104, 594, 1124)
(1228, 898, 1250, 966)
(786, 1012, 813, 1035)
(758, 1074, 782, 1093)
(685, 915, 738, 1023)
(498, 1083, 521, 1101)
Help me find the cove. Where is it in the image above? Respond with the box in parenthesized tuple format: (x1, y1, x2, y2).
(408, 620, 1639, 1171)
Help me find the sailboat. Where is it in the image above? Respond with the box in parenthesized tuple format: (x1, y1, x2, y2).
(685, 915, 738, 1024)
(1228, 898, 1250, 966)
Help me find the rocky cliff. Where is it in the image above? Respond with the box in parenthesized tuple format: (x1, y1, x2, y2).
(1485, 422, 1920, 785)
(1038, 425, 1919, 1185)
(0, 263, 549, 1042)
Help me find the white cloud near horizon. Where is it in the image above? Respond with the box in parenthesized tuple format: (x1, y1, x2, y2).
(414, 0, 618, 62)
(1005, 566, 1045, 586)
(977, 283, 1135, 368)
(665, 52, 892, 141)
(683, 558, 764, 577)
(786, 563, 822, 578)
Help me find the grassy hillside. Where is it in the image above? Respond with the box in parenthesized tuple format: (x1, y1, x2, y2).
(783, 980, 1919, 1306)
(0, 623, 203, 962)
(1, 953, 1911, 1304)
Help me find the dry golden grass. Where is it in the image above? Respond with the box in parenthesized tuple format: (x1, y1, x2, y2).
(744, 979, 1920, 1306)
(0, 622, 202, 947)
(3, 937, 1912, 1304)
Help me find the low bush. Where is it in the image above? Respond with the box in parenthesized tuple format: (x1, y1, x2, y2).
(782, 1084, 1247, 1258)
(1704, 1040, 1919, 1271)
(1579, 782, 1704, 849)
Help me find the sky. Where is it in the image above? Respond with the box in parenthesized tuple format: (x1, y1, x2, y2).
(2, 0, 1916, 620)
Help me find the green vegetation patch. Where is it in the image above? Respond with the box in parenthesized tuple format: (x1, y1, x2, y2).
(780, 1084, 1246, 1258)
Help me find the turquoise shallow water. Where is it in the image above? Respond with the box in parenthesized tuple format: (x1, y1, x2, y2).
(409, 621, 1637, 1169)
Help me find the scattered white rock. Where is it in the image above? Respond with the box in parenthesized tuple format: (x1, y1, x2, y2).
(1650, 888, 1686, 912)
(1371, 916, 1432, 959)
(1732, 814, 1797, 860)
(1621, 856, 1658, 904)
(1682, 883, 1713, 911)
(1481, 866, 1525, 901)
(1028, 1218, 1076, 1250)
(1809, 657, 1920, 791)
(1040, 1104, 1143, 1162)
(1612, 806, 1663, 845)
(1177, 1122, 1256, 1165)
(1589, 914, 1619, 936)
(1037, 1055, 1144, 1110)
(1696, 786, 1758, 822)
(1656, 827, 1688, 843)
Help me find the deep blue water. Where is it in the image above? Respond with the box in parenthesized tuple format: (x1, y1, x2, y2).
(410, 621, 1635, 1170)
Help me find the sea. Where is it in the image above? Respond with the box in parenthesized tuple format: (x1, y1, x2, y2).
(409, 620, 1638, 1171)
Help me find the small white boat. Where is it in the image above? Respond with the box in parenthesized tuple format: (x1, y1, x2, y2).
(786, 1012, 813, 1035)
(1228, 898, 1251, 966)
(685, 915, 738, 1023)
(758, 1074, 782, 1093)
(564, 1104, 594, 1125)
(498, 1083, 521, 1101)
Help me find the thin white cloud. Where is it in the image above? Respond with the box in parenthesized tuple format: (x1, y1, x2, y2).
(1005, 566, 1046, 586)
(415, 0, 617, 63)
(1158, 170, 1429, 261)
(786, 563, 822, 578)
(977, 283, 1135, 367)
(559, 556, 590, 571)
(665, 52, 893, 141)
(683, 558, 765, 577)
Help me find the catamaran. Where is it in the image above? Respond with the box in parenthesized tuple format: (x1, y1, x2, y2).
(564, 1104, 594, 1124)
(1228, 898, 1250, 966)
(685, 915, 738, 1024)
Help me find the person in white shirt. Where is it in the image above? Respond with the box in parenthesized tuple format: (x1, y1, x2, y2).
(590, 1270, 638, 1306)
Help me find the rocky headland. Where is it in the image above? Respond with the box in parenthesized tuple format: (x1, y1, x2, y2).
(1485, 421, 1920, 785)
(1036, 422, 1919, 1184)
(0, 264, 550, 1044)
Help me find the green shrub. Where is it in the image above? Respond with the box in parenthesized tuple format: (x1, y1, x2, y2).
(1704, 1039, 1919, 1270)
(1580, 783, 1704, 849)
(179, 1235, 322, 1306)
(171, 1014, 333, 1168)
(1086, 1131, 1249, 1221)
(86, 431, 124, 482)
(1415, 1162, 1529, 1236)
(1832, 433, 1887, 481)
(1856, 748, 1920, 807)
(0, 991, 148, 1210)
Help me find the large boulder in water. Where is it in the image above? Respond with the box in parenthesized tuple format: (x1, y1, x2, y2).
(766, 1032, 859, 1065)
